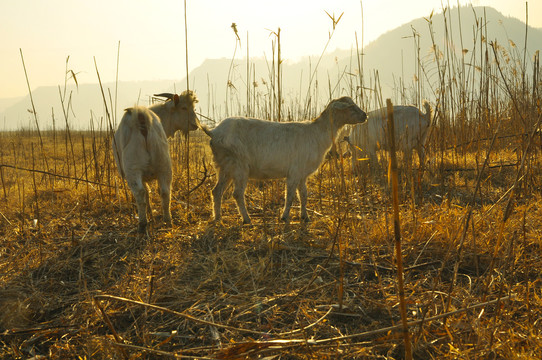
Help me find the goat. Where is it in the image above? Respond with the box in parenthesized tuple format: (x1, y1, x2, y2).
(112, 91, 199, 232)
(201, 96, 367, 224)
(151, 91, 199, 137)
(348, 100, 431, 173)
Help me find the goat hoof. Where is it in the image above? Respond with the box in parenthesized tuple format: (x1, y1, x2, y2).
(301, 216, 311, 223)
(242, 219, 252, 225)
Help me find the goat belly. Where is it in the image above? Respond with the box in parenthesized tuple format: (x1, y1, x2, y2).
(248, 165, 287, 179)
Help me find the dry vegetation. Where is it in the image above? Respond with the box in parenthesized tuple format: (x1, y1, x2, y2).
(1, 117, 541, 359)
(2, 6, 542, 360)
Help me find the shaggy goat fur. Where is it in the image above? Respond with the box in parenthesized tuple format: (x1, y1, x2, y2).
(349, 101, 431, 172)
(202, 96, 367, 224)
(113, 106, 172, 232)
(112, 91, 199, 232)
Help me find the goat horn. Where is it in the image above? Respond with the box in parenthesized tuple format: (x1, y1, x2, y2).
(154, 93, 175, 100)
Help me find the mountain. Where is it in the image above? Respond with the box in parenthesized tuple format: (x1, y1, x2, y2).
(1, 6, 541, 131)
(0, 80, 186, 131)
(0, 53, 354, 130)
(357, 6, 542, 101)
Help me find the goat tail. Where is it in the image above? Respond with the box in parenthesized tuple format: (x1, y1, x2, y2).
(124, 106, 152, 146)
(422, 100, 432, 123)
(124, 106, 151, 141)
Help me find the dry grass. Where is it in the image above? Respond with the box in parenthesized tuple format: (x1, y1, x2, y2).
(1, 127, 541, 359)
(2, 5, 542, 358)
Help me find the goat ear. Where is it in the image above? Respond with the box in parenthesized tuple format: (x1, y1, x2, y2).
(174, 94, 180, 106)
(332, 101, 351, 111)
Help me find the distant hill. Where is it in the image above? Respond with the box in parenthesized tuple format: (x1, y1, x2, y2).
(357, 6, 542, 103)
(2, 6, 541, 130)
(0, 80, 184, 131)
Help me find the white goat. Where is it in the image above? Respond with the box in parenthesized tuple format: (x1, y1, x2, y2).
(150, 91, 199, 137)
(349, 101, 431, 172)
(113, 91, 199, 232)
(201, 97, 367, 224)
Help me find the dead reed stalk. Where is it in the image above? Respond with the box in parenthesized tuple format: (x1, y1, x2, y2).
(386, 98, 412, 359)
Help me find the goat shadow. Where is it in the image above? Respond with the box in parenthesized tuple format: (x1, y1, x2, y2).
(0, 222, 154, 353)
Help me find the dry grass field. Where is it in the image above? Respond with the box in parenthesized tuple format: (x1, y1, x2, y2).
(2, 8, 542, 358)
(1, 115, 542, 359)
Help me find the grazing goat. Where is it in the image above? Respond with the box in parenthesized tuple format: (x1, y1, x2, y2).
(113, 91, 199, 232)
(201, 97, 367, 224)
(349, 101, 431, 173)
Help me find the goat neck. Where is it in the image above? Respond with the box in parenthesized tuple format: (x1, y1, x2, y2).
(149, 102, 175, 138)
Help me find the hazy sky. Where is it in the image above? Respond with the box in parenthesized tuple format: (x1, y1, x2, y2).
(1, 0, 539, 99)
